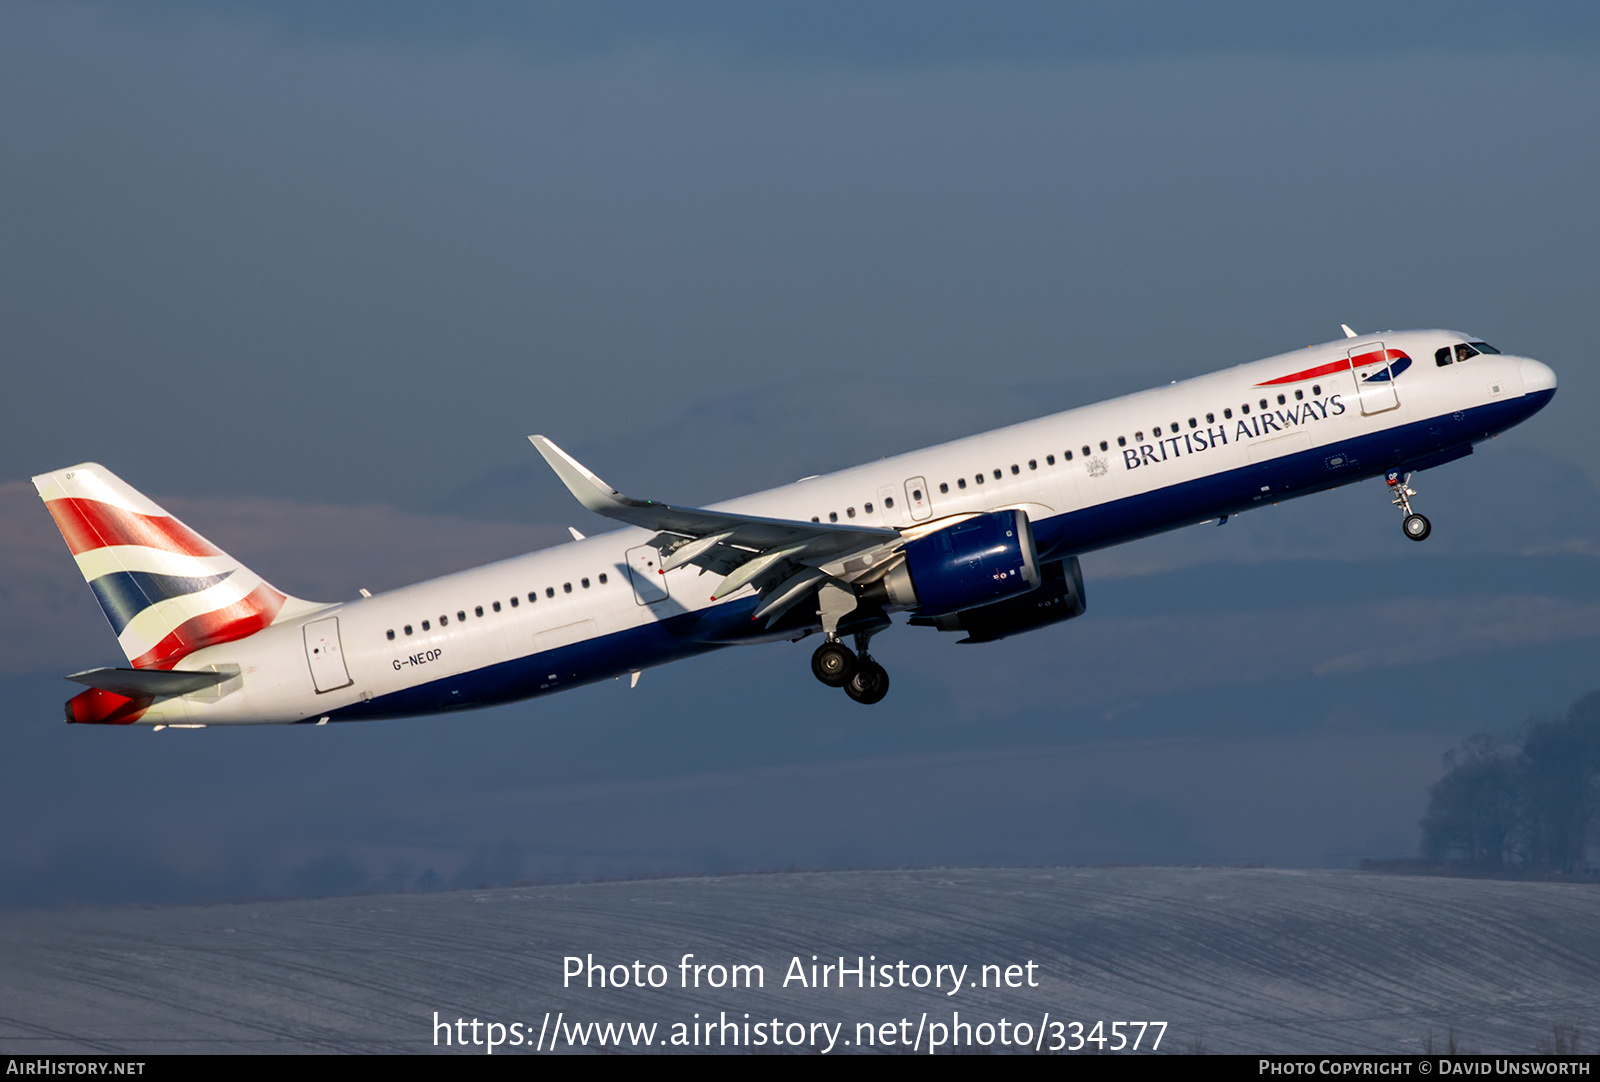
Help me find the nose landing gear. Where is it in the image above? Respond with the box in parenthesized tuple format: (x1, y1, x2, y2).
(1387, 469, 1431, 542)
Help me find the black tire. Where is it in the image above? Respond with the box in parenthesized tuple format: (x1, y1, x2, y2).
(844, 660, 890, 705)
(811, 641, 856, 687)
(1403, 513, 1431, 542)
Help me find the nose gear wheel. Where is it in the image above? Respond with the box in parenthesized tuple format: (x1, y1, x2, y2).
(1386, 470, 1432, 542)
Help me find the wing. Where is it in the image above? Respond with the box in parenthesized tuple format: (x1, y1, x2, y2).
(529, 436, 903, 621)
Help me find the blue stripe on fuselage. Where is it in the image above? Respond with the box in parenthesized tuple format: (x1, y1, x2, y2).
(316, 390, 1553, 723)
(1030, 388, 1550, 558)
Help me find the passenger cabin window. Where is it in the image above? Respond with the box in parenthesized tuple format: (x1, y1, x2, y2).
(404, 625, 413, 635)
(863, 502, 873, 513)
(386, 629, 395, 640)
(1312, 384, 1321, 395)
(1099, 441, 1108, 451)
(885, 497, 894, 507)
(563, 583, 572, 594)
(1117, 437, 1126, 447)
(1206, 413, 1215, 423)
(492, 601, 501, 612)
(510, 597, 519, 607)
(1010, 464, 1020, 475)
(1294, 390, 1303, 400)
(457, 610, 466, 622)
(846, 507, 856, 517)
(581, 578, 590, 588)
(829, 511, 838, 522)
(940, 483, 949, 493)
(546, 587, 555, 598)
(994, 469, 1003, 480)
(1276, 394, 1286, 405)
(958, 478, 967, 489)
(439, 615, 448, 626)
(422, 620, 430, 631)
(474, 606, 483, 617)
(974, 474, 984, 485)
(599, 573, 608, 584)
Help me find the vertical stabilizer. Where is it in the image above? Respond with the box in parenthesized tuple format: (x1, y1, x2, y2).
(32, 463, 313, 671)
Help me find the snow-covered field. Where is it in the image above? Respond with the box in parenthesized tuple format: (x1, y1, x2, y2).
(2, 867, 1595, 1054)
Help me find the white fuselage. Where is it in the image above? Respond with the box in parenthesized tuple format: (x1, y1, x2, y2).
(137, 330, 1556, 725)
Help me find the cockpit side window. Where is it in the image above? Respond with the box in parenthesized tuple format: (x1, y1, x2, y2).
(1435, 347, 1452, 367)
(1454, 343, 1480, 363)
(1469, 341, 1501, 354)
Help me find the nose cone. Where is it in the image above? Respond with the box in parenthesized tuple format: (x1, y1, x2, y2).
(1521, 358, 1557, 395)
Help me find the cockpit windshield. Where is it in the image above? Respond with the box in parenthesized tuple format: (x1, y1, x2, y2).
(1436, 341, 1501, 366)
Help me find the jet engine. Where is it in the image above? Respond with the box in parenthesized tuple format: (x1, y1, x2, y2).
(907, 556, 1086, 643)
(875, 509, 1041, 617)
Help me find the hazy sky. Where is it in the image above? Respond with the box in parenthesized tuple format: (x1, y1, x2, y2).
(3, 1, 1597, 508)
(2, 2, 1598, 907)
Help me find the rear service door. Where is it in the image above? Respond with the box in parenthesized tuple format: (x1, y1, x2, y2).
(303, 617, 353, 693)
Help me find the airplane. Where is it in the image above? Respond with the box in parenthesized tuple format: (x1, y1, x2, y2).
(33, 327, 1556, 726)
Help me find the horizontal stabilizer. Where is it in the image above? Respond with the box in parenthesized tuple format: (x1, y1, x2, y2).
(66, 667, 228, 698)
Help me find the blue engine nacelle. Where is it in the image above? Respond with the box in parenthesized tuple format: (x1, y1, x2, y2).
(907, 556, 1086, 643)
(880, 509, 1041, 617)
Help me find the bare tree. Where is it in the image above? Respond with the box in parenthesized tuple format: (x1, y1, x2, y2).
(1421, 734, 1524, 868)
(1521, 693, 1600, 874)
(1421, 691, 1600, 874)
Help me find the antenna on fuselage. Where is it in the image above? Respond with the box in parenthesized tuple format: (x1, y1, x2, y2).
(1340, 323, 1358, 338)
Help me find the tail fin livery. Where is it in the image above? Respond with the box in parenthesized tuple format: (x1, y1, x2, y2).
(32, 463, 309, 672)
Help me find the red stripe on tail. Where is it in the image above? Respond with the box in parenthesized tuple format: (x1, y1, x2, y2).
(66, 687, 152, 725)
(129, 583, 287, 670)
(43, 498, 224, 558)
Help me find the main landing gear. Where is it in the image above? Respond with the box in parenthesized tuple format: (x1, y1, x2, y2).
(810, 582, 891, 705)
(811, 632, 890, 705)
(1387, 469, 1431, 542)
